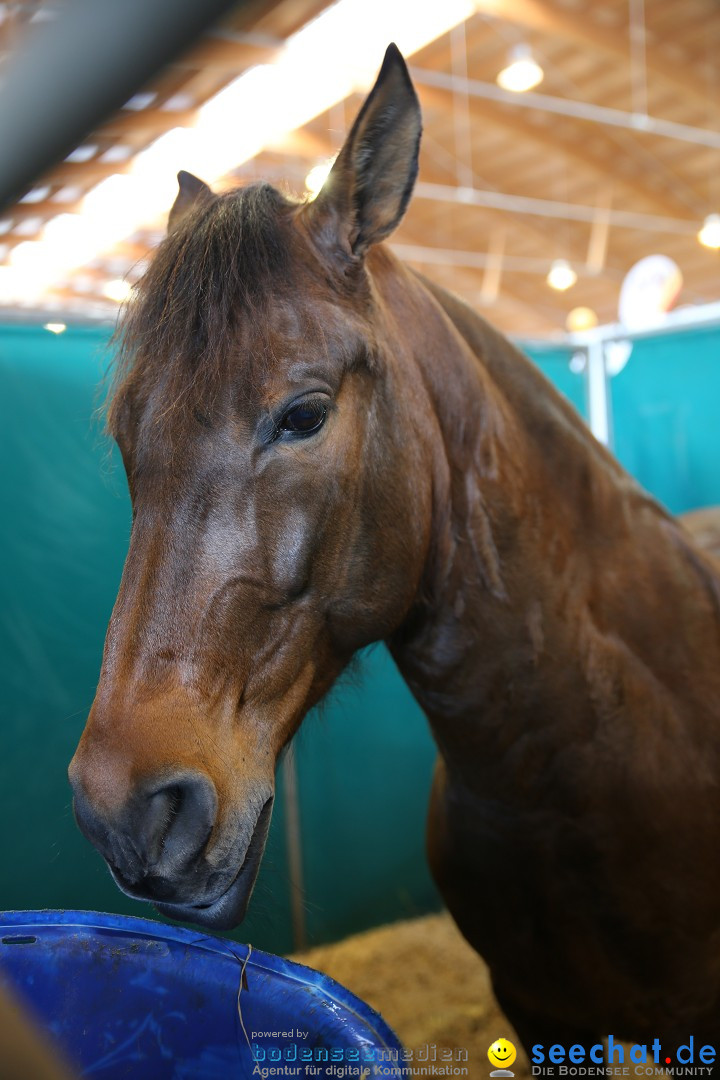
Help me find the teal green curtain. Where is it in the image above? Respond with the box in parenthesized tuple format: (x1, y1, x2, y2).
(528, 343, 587, 420)
(609, 327, 720, 513)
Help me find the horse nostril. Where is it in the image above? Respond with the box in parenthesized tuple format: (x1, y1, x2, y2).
(70, 764, 218, 896)
(140, 772, 218, 872)
(139, 784, 182, 863)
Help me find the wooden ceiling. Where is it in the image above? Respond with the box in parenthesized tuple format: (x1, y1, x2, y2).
(1, 0, 720, 338)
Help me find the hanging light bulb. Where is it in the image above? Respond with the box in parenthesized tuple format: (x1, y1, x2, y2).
(547, 258, 577, 291)
(698, 213, 720, 250)
(496, 44, 544, 93)
(566, 306, 598, 332)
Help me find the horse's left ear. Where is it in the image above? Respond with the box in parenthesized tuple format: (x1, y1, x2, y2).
(306, 43, 421, 259)
(168, 170, 213, 231)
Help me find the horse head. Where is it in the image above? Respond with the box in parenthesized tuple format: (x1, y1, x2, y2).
(69, 46, 439, 928)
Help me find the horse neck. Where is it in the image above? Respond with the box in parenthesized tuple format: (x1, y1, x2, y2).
(376, 257, 720, 773)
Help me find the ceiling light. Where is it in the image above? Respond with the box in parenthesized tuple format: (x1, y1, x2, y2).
(698, 213, 720, 250)
(100, 145, 133, 164)
(496, 44, 544, 93)
(547, 258, 577, 291)
(124, 91, 157, 111)
(566, 306, 598, 331)
(161, 93, 194, 112)
(44, 322, 67, 334)
(64, 144, 97, 164)
(103, 278, 132, 303)
(13, 216, 43, 236)
(51, 186, 83, 203)
(20, 185, 51, 204)
(305, 159, 336, 198)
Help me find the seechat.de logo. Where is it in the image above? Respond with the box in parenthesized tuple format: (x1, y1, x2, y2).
(531, 1036, 718, 1076)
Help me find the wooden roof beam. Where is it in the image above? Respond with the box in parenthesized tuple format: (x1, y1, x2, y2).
(100, 108, 196, 137)
(432, 259, 563, 333)
(172, 34, 279, 70)
(416, 81, 702, 222)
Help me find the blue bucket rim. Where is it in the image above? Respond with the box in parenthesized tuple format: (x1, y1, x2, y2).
(0, 908, 406, 1057)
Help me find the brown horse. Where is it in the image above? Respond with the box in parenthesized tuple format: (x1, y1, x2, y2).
(70, 45, 720, 1062)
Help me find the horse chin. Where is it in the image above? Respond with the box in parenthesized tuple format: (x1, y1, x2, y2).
(154, 795, 274, 931)
(153, 863, 256, 931)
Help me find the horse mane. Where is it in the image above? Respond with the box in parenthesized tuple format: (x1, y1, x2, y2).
(106, 182, 299, 430)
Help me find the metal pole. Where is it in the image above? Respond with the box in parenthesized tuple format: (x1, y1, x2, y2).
(586, 341, 612, 447)
(280, 749, 307, 952)
(413, 180, 695, 236)
(410, 66, 720, 152)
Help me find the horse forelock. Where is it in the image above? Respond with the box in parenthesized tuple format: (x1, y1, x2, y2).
(106, 182, 305, 432)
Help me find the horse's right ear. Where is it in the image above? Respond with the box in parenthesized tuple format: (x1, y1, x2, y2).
(304, 43, 421, 262)
(168, 170, 213, 231)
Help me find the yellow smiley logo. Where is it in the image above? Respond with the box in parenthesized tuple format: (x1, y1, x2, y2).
(488, 1038, 517, 1069)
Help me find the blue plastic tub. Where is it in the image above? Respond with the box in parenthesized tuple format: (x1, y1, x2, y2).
(0, 910, 409, 1078)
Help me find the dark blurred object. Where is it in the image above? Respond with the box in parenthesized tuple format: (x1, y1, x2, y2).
(0, 0, 244, 210)
(0, 981, 77, 1080)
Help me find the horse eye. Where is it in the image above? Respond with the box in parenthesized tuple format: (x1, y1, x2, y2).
(279, 399, 327, 437)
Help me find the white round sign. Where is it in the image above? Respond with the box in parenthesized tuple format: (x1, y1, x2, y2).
(618, 254, 683, 331)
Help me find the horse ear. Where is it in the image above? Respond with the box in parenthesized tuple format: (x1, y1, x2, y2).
(168, 170, 213, 231)
(307, 43, 421, 259)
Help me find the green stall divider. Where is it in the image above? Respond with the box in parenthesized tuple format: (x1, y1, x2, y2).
(0, 323, 582, 950)
(609, 325, 720, 514)
(528, 343, 587, 420)
(293, 644, 438, 945)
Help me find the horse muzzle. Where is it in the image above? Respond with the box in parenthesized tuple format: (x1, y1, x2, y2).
(154, 795, 274, 929)
(69, 758, 274, 930)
